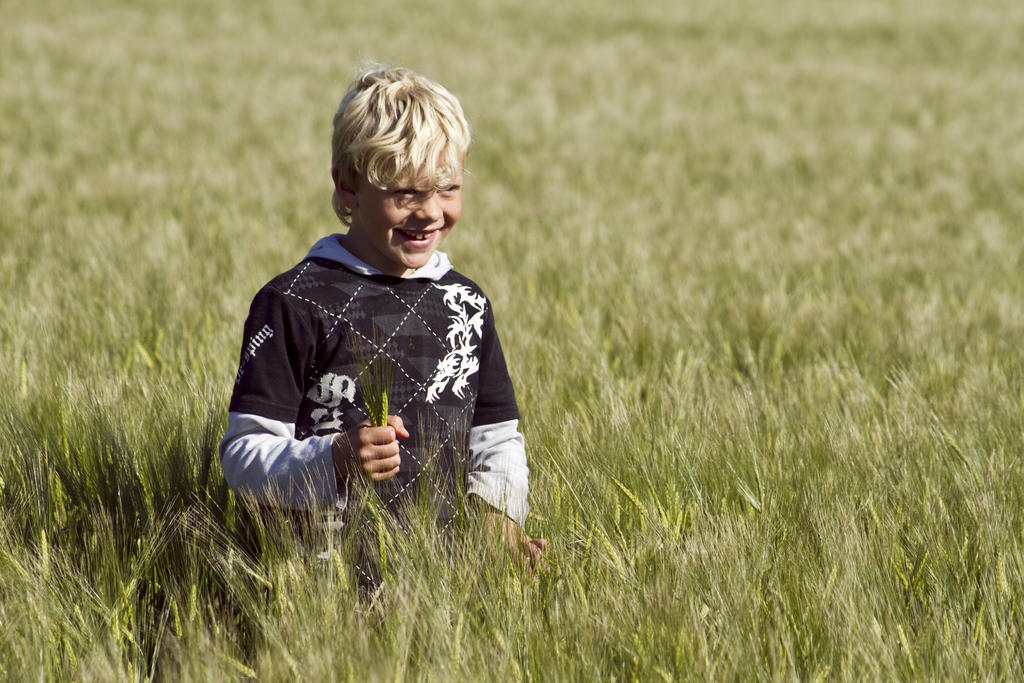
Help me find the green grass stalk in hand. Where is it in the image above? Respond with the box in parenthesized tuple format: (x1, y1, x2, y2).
(332, 336, 406, 482)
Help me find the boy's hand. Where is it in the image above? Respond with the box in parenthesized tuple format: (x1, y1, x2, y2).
(332, 415, 409, 482)
(475, 499, 548, 572)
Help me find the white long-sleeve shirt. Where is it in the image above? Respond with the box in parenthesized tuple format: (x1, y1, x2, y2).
(219, 413, 530, 526)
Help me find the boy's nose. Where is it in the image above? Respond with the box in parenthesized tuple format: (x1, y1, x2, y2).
(416, 192, 443, 222)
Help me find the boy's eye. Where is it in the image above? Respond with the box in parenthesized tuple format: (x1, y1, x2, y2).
(395, 189, 418, 196)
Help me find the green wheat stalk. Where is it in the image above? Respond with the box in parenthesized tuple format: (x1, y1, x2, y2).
(354, 326, 395, 428)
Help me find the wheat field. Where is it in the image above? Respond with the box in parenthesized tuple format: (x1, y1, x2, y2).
(2, 0, 1023, 679)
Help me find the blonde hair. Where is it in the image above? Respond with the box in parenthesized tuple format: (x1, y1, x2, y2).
(331, 65, 471, 224)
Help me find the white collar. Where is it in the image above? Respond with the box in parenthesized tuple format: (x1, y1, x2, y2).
(305, 234, 453, 281)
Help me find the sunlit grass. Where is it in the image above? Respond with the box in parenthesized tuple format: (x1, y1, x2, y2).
(2, 0, 1023, 678)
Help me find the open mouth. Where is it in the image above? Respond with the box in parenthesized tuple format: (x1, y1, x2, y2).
(396, 229, 437, 244)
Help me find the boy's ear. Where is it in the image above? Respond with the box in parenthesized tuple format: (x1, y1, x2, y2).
(332, 168, 358, 210)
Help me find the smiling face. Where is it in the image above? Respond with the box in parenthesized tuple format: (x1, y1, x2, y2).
(336, 167, 464, 278)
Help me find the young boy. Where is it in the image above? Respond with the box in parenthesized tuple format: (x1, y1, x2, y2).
(220, 65, 545, 570)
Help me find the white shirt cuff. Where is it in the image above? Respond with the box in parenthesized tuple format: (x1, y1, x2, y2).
(466, 419, 530, 526)
(219, 411, 336, 509)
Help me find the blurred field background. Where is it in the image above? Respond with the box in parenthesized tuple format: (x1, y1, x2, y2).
(2, 0, 1024, 678)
